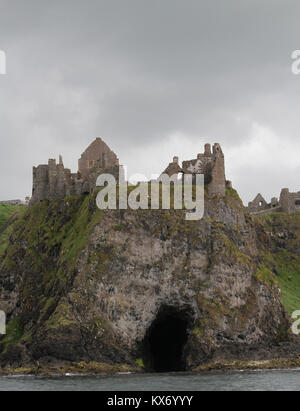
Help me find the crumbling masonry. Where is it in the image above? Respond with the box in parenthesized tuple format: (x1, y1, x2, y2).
(247, 189, 300, 216)
(30, 138, 119, 205)
(30, 140, 229, 206)
(30, 138, 299, 217)
(161, 143, 230, 196)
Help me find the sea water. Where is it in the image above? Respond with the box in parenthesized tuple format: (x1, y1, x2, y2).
(0, 369, 300, 391)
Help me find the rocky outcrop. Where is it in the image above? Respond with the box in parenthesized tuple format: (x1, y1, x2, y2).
(0, 188, 298, 372)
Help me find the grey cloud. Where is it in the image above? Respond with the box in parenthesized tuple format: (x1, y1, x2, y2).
(0, 0, 300, 202)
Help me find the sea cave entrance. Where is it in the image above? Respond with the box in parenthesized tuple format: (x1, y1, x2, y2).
(141, 306, 191, 373)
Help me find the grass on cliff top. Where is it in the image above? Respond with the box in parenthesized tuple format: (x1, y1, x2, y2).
(0, 204, 22, 228)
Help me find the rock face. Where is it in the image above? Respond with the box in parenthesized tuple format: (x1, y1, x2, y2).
(0, 188, 296, 372)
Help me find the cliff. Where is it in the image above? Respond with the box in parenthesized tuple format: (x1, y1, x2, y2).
(255, 212, 300, 314)
(0, 189, 299, 374)
(0, 204, 23, 228)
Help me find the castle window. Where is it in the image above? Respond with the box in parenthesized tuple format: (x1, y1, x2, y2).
(295, 200, 300, 206)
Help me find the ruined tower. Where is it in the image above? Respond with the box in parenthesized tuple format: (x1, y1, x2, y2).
(161, 143, 226, 197)
(279, 188, 300, 214)
(30, 138, 120, 206)
(207, 144, 226, 196)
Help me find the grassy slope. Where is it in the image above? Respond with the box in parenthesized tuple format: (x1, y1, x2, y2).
(258, 212, 300, 314)
(0, 205, 27, 257)
(276, 251, 300, 314)
(0, 194, 105, 350)
(0, 204, 21, 227)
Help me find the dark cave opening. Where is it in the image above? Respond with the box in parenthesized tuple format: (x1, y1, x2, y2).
(142, 307, 190, 373)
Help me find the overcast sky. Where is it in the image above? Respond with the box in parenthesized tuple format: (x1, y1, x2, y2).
(0, 0, 300, 204)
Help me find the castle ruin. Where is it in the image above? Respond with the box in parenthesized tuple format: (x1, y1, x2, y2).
(30, 138, 299, 217)
(161, 143, 229, 196)
(30, 138, 120, 205)
(30, 140, 228, 206)
(247, 188, 300, 216)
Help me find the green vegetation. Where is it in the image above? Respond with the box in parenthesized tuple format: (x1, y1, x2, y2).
(225, 187, 243, 205)
(258, 212, 300, 314)
(191, 327, 203, 336)
(117, 183, 201, 210)
(273, 251, 300, 314)
(254, 264, 278, 287)
(1, 317, 22, 348)
(1, 188, 299, 364)
(136, 358, 144, 368)
(0, 194, 104, 348)
(0, 205, 27, 258)
(217, 232, 252, 265)
(0, 204, 23, 228)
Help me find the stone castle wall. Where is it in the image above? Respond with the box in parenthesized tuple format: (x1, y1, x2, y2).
(248, 188, 300, 216)
(30, 137, 299, 216)
(78, 138, 119, 178)
(30, 140, 227, 206)
(30, 138, 119, 206)
(162, 143, 226, 196)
